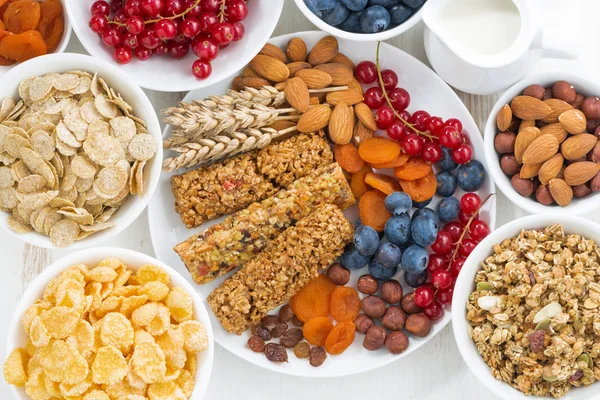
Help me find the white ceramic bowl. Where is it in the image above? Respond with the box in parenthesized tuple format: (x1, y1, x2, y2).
(453, 214, 600, 400)
(65, 0, 284, 92)
(0, 52, 162, 249)
(293, 0, 424, 42)
(6, 247, 215, 400)
(484, 72, 600, 216)
(0, 0, 72, 75)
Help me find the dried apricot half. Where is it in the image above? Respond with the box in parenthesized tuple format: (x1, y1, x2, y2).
(302, 317, 333, 346)
(358, 190, 391, 232)
(325, 320, 355, 355)
(330, 286, 360, 322)
(290, 274, 336, 323)
(364, 172, 401, 195)
(399, 170, 437, 203)
(393, 157, 432, 180)
(350, 164, 372, 200)
(358, 137, 401, 164)
(3, 0, 40, 34)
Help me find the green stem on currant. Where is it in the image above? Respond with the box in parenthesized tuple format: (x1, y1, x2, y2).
(108, 0, 202, 27)
(375, 41, 435, 140)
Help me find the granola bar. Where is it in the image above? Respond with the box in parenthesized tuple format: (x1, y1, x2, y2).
(207, 204, 354, 334)
(170, 133, 333, 228)
(174, 162, 354, 285)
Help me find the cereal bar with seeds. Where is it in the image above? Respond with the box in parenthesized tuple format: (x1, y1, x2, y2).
(174, 162, 354, 284)
(207, 203, 354, 334)
(170, 133, 333, 228)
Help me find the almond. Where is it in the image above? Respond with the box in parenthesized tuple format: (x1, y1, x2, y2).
(297, 104, 332, 133)
(331, 52, 355, 70)
(538, 154, 564, 185)
(522, 134, 559, 165)
(511, 96, 552, 120)
(231, 76, 270, 91)
(549, 178, 573, 206)
(326, 89, 364, 106)
(542, 99, 573, 123)
(496, 104, 512, 132)
(249, 54, 290, 82)
(353, 120, 374, 146)
(259, 43, 287, 63)
(349, 77, 363, 95)
(519, 120, 535, 132)
(268, 119, 296, 131)
(540, 123, 567, 143)
(314, 63, 353, 85)
(564, 161, 600, 186)
(520, 162, 542, 179)
(295, 69, 332, 89)
(307, 36, 338, 66)
(286, 61, 311, 76)
(561, 134, 598, 160)
(328, 102, 354, 144)
(559, 109, 587, 134)
(284, 77, 310, 113)
(309, 96, 320, 106)
(242, 66, 261, 78)
(354, 102, 377, 131)
(274, 82, 285, 91)
(514, 127, 541, 163)
(286, 38, 307, 62)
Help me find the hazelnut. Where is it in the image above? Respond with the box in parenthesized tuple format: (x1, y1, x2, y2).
(385, 331, 409, 354)
(361, 295, 386, 318)
(511, 174, 534, 197)
(382, 306, 406, 331)
(500, 154, 521, 176)
(573, 184, 592, 198)
(327, 263, 350, 286)
(494, 131, 516, 154)
(543, 87, 553, 100)
(363, 326, 386, 351)
(588, 142, 600, 163)
(380, 280, 403, 304)
(405, 313, 431, 337)
(357, 274, 378, 295)
(400, 293, 423, 314)
(591, 172, 600, 192)
(587, 119, 600, 134)
(552, 81, 576, 103)
(573, 93, 585, 110)
(535, 184, 554, 205)
(355, 314, 375, 334)
(583, 97, 600, 119)
(522, 84, 545, 100)
(595, 125, 600, 140)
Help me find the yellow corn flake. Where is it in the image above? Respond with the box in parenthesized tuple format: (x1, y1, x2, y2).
(96, 295, 123, 318)
(135, 264, 170, 285)
(67, 320, 95, 358)
(100, 281, 114, 299)
(25, 368, 51, 400)
(40, 306, 79, 339)
(157, 329, 186, 370)
(45, 374, 62, 397)
(3, 348, 28, 386)
(87, 266, 118, 282)
(130, 342, 166, 384)
(179, 320, 208, 353)
(157, 366, 181, 383)
(126, 367, 147, 391)
(83, 389, 111, 400)
(147, 381, 186, 400)
(165, 287, 193, 322)
(134, 329, 156, 346)
(25, 339, 37, 357)
(39, 340, 88, 385)
(120, 294, 149, 316)
(112, 285, 140, 297)
(139, 281, 169, 302)
(184, 352, 197, 377)
(121, 395, 149, 400)
(131, 302, 158, 327)
(100, 312, 134, 353)
(113, 266, 133, 289)
(29, 316, 50, 347)
(105, 378, 147, 399)
(92, 345, 127, 385)
(175, 369, 194, 398)
(59, 372, 93, 397)
(21, 302, 45, 334)
(146, 304, 171, 337)
(97, 257, 123, 270)
(55, 278, 86, 315)
(85, 281, 103, 312)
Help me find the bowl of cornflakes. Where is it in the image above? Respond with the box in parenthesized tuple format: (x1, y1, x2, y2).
(4, 247, 214, 400)
(0, 52, 162, 249)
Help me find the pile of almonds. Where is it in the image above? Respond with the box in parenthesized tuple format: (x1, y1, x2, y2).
(494, 81, 600, 206)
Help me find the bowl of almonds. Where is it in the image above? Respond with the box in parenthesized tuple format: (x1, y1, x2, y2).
(0, 53, 162, 248)
(484, 72, 600, 215)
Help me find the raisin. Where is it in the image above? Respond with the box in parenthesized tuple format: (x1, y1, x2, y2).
(261, 315, 280, 326)
(264, 343, 288, 363)
(280, 327, 303, 348)
(309, 346, 327, 367)
(255, 326, 272, 341)
(279, 304, 294, 322)
(569, 370, 583, 382)
(247, 336, 265, 353)
(528, 330, 545, 353)
(291, 315, 304, 327)
(270, 322, 288, 338)
(293, 342, 310, 359)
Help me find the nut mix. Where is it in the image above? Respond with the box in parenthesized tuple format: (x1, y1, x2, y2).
(467, 225, 600, 398)
(3, 258, 208, 399)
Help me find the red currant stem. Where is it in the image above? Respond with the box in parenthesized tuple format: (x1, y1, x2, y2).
(446, 193, 496, 270)
(218, 0, 227, 22)
(375, 42, 435, 141)
(108, 0, 202, 27)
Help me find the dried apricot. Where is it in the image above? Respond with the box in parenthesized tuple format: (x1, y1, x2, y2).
(0, 29, 13, 65)
(358, 137, 401, 164)
(42, 16, 62, 52)
(0, 30, 47, 62)
(330, 286, 360, 322)
(324, 320, 355, 355)
(36, 0, 63, 52)
(350, 164, 372, 200)
(333, 143, 364, 174)
(393, 157, 432, 180)
(290, 274, 336, 323)
(302, 317, 333, 346)
(399, 170, 437, 203)
(364, 172, 401, 195)
(371, 153, 410, 169)
(359, 190, 391, 232)
(0, 0, 16, 15)
(3, 0, 40, 34)
(0, 19, 5, 30)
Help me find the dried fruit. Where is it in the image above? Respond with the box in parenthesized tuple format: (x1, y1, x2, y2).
(324, 320, 355, 355)
(302, 317, 333, 346)
(3, 0, 40, 33)
(309, 346, 326, 367)
(264, 343, 288, 362)
(364, 172, 400, 195)
(393, 157, 431, 180)
(358, 137, 401, 164)
(359, 190, 391, 232)
(290, 274, 336, 323)
(329, 101, 354, 144)
(0, 30, 46, 62)
(293, 342, 310, 358)
(330, 286, 360, 322)
(350, 164, 372, 199)
(398, 171, 437, 202)
(280, 327, 303, 348)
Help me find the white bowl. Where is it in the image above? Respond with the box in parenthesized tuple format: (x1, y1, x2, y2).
(453, 214, 600, 400)
(6, 247, 215, 400)
(484, 72, 600, 216)
(0, 0, 72, 75)
(64, 0, 284, 92)
(293, 0, 424, 42)
(0, 52, 162, 249)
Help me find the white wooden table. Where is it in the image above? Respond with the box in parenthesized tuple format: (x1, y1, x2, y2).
(1, 1, 598, 399)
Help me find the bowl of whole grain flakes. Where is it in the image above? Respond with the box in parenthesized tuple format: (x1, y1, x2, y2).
(453, 214, 600, 399)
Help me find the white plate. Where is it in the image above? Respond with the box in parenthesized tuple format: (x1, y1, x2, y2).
(64, 0, 284, 92)
(148, 31, 496, 377)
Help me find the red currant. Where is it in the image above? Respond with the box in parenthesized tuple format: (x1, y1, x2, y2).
(427, 254, 446, 273)
(126, 16, 144, 34)
(460, 193, 481, 213)
(386, 120, 406, 141)
(380, 69, 398, 90)
(191, 35, 219, 60)
(155, 19, 177, 40)
(124, 0, 142, 16)
(114, 8, 128, 23)
(451, 144, 472, 164)
(398, 110, 411, 121)
(375, 105, 395, 129)
(134, 46, 152, 60)
(461, 133, 470, 145)
(409, 110, 430, 131)
(431, 231, 453, 255)
(123, 33, 139, 48)
(425, 116, 444, 136)
(91, 1, 110, 16)
(363, 87, 385, 109)
(183, 0, 202, 17)
(445, 118, 463, 134)
(192, 58, 212, 79)
(355, 61, 377, 84)
(211, 22, 234, 45)
(113, 46, 132, 64)
(414, 286, 435, 308)
(111, 0, 123, 13)
(89, 16, 108, 33)
(154, 42, 168, 55)
(401, 133, 423, 156)
(451, 257, 466, 277)
(432, 270, 453, 290)
(139, 29, 161, 49)
(388, 87, 410, 111)
(102, 28, 122, 47)
(231, 21, 245, 41)
(163, 0, 184, 16)
(424, 300, 444, 320)
(458, 209, 477, 225)
(167, 41, 190, 58)
(459, 238, 477, 257)
(439, 126, 461, 149)
(469, 220, 490, 242)
(179, 17, 201, 37)
(201, 0, 220, 12)
(443, 221, 464, 242)
(437, 286, 454, 305)
(141, 0, 164, 16)
(422, 142, 442, 163)
(226, 0, 248, 22)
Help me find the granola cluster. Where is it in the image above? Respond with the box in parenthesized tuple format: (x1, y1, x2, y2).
(466, 225, 600, 398)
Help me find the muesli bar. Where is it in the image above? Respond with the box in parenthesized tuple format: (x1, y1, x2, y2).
(170, 133, 333, 228)
(174, 162, 354, 285)
(207, 203, 354, 334)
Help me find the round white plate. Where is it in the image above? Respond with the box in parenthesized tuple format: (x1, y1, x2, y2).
(148, 31, 497, 377)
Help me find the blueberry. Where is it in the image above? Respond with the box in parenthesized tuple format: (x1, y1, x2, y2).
(341, 0, 368, 11)
(356, 217, 363, 227)
(413, 197, 432, 208)
(410, 215, 438, 247)
(387, 3, 412, 24)
(323, 3, 350, 25)
(312, 0, 340, 10)
(369, 258, 397, 281)
(412, 207, 440, 226)
(340, 244, 371, 270)
(367, 0, 396, 6)
(384, 213, 411, 246)
(436, 171, 457, 197)
(404, 269, 428, 288)
(401, 244, 429, 274)
(436, 196, 460, 223)
(360, 5, 390, 33)
(437, 147, 457, 171)
(384, 192, 412, 215)
(375, 242, 402, 268)
(457, 160, 486, 192)
(354, 225, 379, 256)
(305, 0, 324, 16)
(340, 10, 364, 31)
(402, 0, 425, 8)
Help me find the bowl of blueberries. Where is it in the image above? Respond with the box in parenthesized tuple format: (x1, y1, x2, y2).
(296, 0, 426, 41)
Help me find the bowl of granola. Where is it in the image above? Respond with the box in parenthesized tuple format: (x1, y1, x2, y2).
(453, 214, 600, 399)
